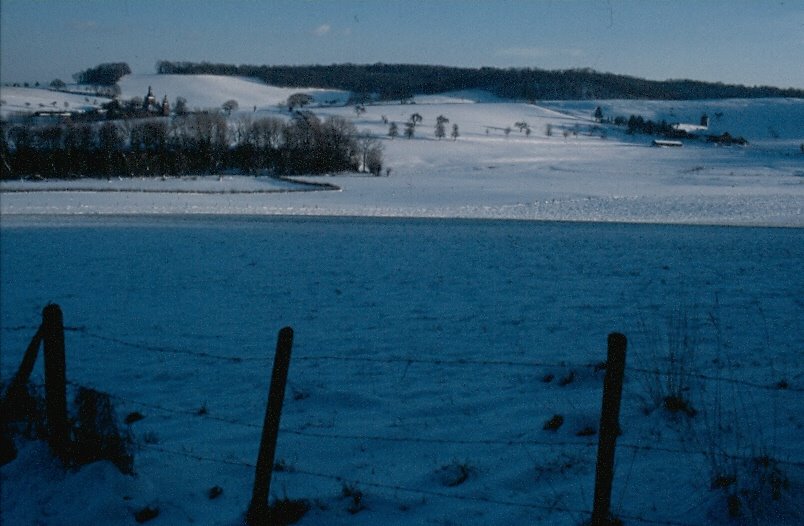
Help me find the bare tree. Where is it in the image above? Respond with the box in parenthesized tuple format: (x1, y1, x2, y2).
(435, 115, 449, 140)
(404, 121, 415, 139)
(287, 93, 314, 111)
(366, 145, 383, 176)
(249, 117, 284, 150)
(357, 131, 382, 173)
(232, 115, 252, 144)
(222, 99, 239, 115)
(174, 96, 188, 116)
(320, 115, 360, 170)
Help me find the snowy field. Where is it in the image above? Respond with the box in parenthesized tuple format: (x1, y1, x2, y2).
(0, 175, 331, 195)
(2, 76, 803, 225)
(1, 75, 803, 525)
(2, 216, 802, 525)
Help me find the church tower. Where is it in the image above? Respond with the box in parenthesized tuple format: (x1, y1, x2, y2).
(143, 86, 156, 110)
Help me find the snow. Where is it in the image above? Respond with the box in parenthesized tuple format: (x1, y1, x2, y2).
(1, 75, 803, 525)
(117, 74, 351, 112)
(1, 73, 351, 119)
(673, 123, 708, 134)
(1, 175, 324, 194)
(2, 218, 802, 525)
(0, 86, 110, 118)
(412, 90, 504, 104)
(541, 98, 804, 148)
(3, 87, 803, 226)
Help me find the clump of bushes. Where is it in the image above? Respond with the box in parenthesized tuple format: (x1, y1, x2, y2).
(614, 113, 748, 145)
(1, 383, 133, 474)
(708, 454, 794, 521)
(636, 312, 699, 419)
(706, 132, 748, 146)
(71, 387, 134, 474)
(435, 460, 476, 487)
(341, 483, 366, 514)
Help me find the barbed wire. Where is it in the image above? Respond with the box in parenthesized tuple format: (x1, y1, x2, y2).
(59, 327, 803, 392)
(81, 332, 248, 363)
(626, 365, 802, 393)
(6, 321, 803, 469)
(4, 324, 801, 392)
(141, 442, 701, 526)
(92, 384, 598, 449)
(76, 327, 579, 369)
(84, 380, 803, 469)
(7, 356, 801, 525)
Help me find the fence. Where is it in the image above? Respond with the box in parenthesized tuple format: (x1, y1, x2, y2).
(2, 306, 802, 526)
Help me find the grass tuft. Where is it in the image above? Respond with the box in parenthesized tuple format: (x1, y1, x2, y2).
(543, 414, 565, 432)
(435, 460, 476, 487)
(133, 505, 159, 523)
(341, 483, 366, 514)
(72, 387, 134, 474)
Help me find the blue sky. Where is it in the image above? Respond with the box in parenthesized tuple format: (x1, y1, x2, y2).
(1, 0, 802, 89)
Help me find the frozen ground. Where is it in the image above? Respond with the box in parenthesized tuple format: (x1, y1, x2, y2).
(117, 74, 351, 112)
(0, 175, 329, 194)
(1, 217, 802, 526)
(1, 76, 803, 525)
(2, 77, 802, 226)
(0, 75, 350, 119)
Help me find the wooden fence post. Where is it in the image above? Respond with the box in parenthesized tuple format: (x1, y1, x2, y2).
(246, 326, 294, 525)
(591, 332, 627, 526)
(2, 326, 44, 407)
(42, 304, 69, 460)
(1, 324, 45, 466)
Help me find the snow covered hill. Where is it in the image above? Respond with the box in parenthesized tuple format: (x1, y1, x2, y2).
(0, 86, 109, 117)
(543, 98, 804, 146)
(1, 74, 350, 119)
(117, 74, 351, 112)
(1, 74, 803, 225)
(1, 73, 803, 526)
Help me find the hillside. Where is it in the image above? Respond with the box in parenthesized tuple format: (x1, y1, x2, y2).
(0, 86, 109, 117)
(0, 76, 350, 120)
(2, 74, 802, 226)
(156, 61, 804, 101)
(541, 98, 804, 147)
(118, 74, 350, 112)
(1, 72, 803, 526)
(5, 74, 802, 146)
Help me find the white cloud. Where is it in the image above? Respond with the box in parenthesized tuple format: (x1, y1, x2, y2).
(313, 24, 331, 37)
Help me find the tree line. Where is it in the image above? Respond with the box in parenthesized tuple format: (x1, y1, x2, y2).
(73, 63, 132, 86)
(0, 111, 383, 179)
(619, 114, 747, 145)
(156, 61, 803, 101)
